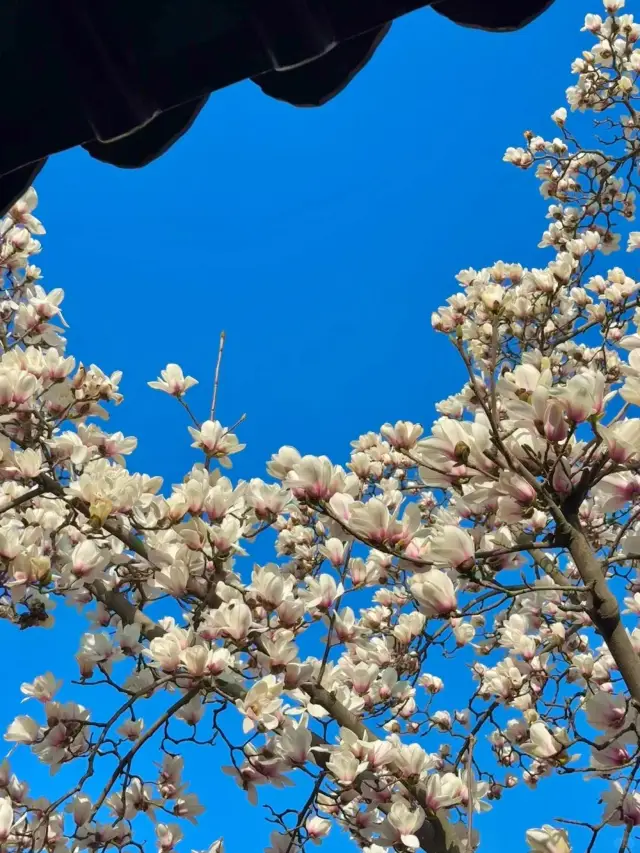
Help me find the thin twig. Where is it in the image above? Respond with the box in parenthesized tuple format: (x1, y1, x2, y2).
(618, 824, 631, 853)
(210, 330, 226, 421)
(466, 735, 476, 851)
(89, 687, 199, 819)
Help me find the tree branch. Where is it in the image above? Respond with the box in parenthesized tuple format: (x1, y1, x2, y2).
(522, 516, 640, 704)
(564, 512, 640, 704)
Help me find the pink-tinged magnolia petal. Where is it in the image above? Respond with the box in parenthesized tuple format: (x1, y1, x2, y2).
(0, 798, 13, 842)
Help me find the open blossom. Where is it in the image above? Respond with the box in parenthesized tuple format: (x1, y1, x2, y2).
(20, 672, 61, 703)
(302, 574, 343, 609)
(326, 750, 367, 787)
(423, 772, 463, 811)
(156, 823, 183, 851)
(628, 232, 640, 251)
(598, 420, 640, 463)
(173, 792, 205, 823)
(364, 739, 396, 769)
(203, 601, 253, 642)
(526, 825, 571, 853)
(602, 781, 640, 826)
(595, 471, 640, 511)
(420, 673, 444, 694)
(382, 801, 425, 849)
(432, 710, 452, 731)
(590, 733, 635, 771)
(4, 187, 45, 234)
(380, 420, 423, 450)
(504, 146, 534, 168)
(256, 630, 298, 671)
(118, 719, 144, 741)
(393, 742, 433, 779)
(284, 456, 345, 501)
(583, 691, 628, 731)
(235, 676, 283, 733)
(553, 371, 606, 423)
(344, 661, 378, 695)
(148, 363, 198, 396)
(250, 564, 290, 609)
(333, 607, 360, 643)
(417, 417, 492, 481)
(267, 446, 302, 479)
(278, 718, 312, 765)
(0, 798, 14, 843)
(4, 715, 41, 744)
(349, 499, 420, 548)
(11, 448, 43, 479)
(144, 635, 184, 672)
(68, 539, 108, 582)
(522, 723, 567, 759)
(245, 479, 290, 519)
(188, 421, 246, 467)
(499, 613, 537, 660)
(452, 619, 475, 646)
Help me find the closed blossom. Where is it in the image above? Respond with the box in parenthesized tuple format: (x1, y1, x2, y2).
(409, 570, 457, 616)
(428, 526, 475, 571)
(305, 817, 331, 844)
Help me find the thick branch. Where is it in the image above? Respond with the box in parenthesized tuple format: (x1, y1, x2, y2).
(90, 579, 165, 640)
(563, 512, 640, 704)
(519, 509, 640, 705)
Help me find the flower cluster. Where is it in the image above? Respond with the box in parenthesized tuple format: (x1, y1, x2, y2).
(0, 4, 639, 853)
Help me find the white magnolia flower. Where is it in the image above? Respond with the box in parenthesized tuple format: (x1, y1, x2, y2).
(188, 421, 246, 467)
(20, 672, 61, 703)
(235, 676, 283, 734)
(526, 825, 571, 853)
(4, 715, 41, 744)
(385, 801, 425, 849)
(148, 363, 198, 396)
(522, 722, 567, 759)
(410, 570, 457, 616)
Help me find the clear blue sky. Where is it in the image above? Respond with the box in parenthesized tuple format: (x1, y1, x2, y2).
(1, 1, 599, 851)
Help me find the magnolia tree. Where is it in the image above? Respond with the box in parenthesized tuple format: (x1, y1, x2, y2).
(3, 3, 640, 853)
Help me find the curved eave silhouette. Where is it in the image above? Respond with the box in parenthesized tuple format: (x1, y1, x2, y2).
(0, 0, 555, 216)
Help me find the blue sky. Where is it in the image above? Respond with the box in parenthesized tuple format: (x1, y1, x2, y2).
(0, 1, 607, 851)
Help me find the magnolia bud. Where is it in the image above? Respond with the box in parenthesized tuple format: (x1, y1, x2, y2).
(32, 555, 51, 583)
(72, 364, 86, 389)
(544, 401, 568, 442)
